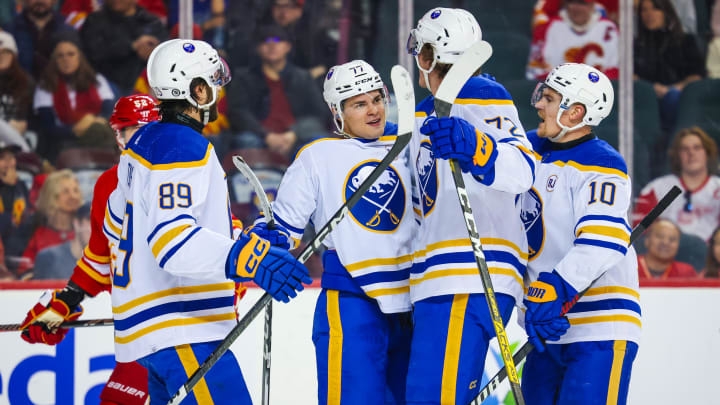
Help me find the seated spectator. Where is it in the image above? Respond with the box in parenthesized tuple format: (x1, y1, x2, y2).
(227, 25, 328, 158)
(33, 201, 90, 279)
(0, 142, 31, 249)
(33, 32, 115, 162)
(526, 0, 619, 80)
(15, 169, 82, 278)
(634, 0, 705, 133)
(264, 0, 337, 80)
(633, 127, 720, 241)
(8, 0, 74, 79)
(80, 0, 166, 97)
(532, 0, 618, 27)
(638, 218, 698, 279)
(703, 226, 720, 278)
(0, 31, 33, 152)
(61, 0, 167, 29)
(707, 0, 720, 78)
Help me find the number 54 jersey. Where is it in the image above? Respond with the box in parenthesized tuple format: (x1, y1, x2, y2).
(520, 131, 640, 345)
(104, 121, 239, 362)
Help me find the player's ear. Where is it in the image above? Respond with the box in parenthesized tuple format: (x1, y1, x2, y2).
(191, 81, 211, 105)
(569, 103, 586, 125)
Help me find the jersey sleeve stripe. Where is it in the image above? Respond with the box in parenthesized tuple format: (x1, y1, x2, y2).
(567, 298, 641, 315)
(575, 238, 628, 254)
(76, 259, 111, 284)
(114, 312, 237, 344)
(147, 214, 196, 242)
(159, 227, 201, 268)
(353, 267, 411, 285)
(567, 314, 641, 328)
(576, 225, 630, 244)
(415, 111, 428, 118)
(106, 203, 122, 224)
(345, 253, 414, 272)
(273, 213, 305, 235)
(105, 208, 122, 235)
(113, 282, 235, 314)
(577, 215, 632, 232)
(114, 295, 235, 331)
(103, 224, 120, 241)
(151, 224, 193, 258)
(83, 246, 110, 264)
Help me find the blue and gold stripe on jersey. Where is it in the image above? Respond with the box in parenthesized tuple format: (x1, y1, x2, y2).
(112, 282, 236, 344)
(565, 285, 641, 328)
(574, 215, 632, 255)
(103, 201, 122, 242)
(147, 214, 200, 268)
(123, 122, 213, 170)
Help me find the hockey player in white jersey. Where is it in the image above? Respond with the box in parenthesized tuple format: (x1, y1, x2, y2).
(405, 8, 536, 404)
(104, 39, 311, 404)
(520, 63, 639, 404)
(252, 60, 415, 404)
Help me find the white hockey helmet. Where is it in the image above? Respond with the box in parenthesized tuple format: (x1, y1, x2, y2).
(147, 39, 231, 112)
(531, 63, 614, 141)
(407, 8, 482, 66)
(323, 60, 388, 134)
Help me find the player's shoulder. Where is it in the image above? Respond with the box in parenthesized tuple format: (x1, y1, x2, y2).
(456, 76, 513, 105)
(416, 95, 434, 118)
(384, 121, 398, 135)
(124, 122, 211, 169)
(548, 136, 628, 178)
(525, 129, 546, 153)
(294, 136, 345, 160)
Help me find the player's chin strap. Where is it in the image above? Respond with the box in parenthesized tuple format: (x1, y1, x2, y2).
(548, 107, 585, 143)
(414, 54, 437, 92)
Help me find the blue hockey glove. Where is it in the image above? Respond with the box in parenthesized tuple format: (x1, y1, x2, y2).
(226, 233, 312, 303)
(523, 270, 578, 352)
(245, 222, 291, 250)
(420, 116, 498, 176)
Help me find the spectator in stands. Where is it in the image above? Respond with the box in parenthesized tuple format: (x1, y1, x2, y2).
(227, 25, 328, 158)
(80, 0, 166, 97)
(165, 0, 226, 49)
(264, 0, 337, 80)
(60, 0, 167, 29)
(526, 0, 619, 81)
(32, 201, 90, 279)
(633, 127, 720, 241)
(532, 0, 618, 27)
(33, 31, 115, 161)
(638, 218, 698, 279)
(702, 226, 720, 278)
(0, 238, 13, 280)
(707, 0, 720, 78)
(0, 31, 33, 152)
(15, 169, 82, 279)
(0, 142, 30, 251)
(634, 0, 706, 134)
(8, 0, 73, 79)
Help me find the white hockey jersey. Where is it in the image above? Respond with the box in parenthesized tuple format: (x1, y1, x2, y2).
(409, 76, 535, 305)
(103, 121, 239, 362)
(520, 131, 641, 344)
(633, 174, 720, 241)
(268, 124, 415, 313)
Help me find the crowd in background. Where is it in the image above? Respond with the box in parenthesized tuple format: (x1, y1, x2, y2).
(0, 0, 718, 281)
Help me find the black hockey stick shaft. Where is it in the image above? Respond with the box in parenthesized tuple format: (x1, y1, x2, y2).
(470, 185, 681, 405)
(166, 132, 412, 405)
(1, 318, 114, 332)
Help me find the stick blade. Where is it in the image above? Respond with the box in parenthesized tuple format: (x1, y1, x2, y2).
(434, 40, 493, 105)
(390, 65, 415, 137)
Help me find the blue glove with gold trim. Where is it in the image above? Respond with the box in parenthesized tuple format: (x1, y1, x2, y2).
(523, 270, 578, 352)
(245, 222, 291, 250)
(420, 116, 497, 176)
(226, 233, 311, 303)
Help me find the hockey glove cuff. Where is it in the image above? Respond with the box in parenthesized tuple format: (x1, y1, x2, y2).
(21, 286, 85, 345)
(523, 271, 578, 346)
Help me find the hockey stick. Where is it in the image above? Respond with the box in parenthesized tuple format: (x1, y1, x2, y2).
(431, 40, 526, 405)
(470, 185, 682, 405)
(1, 318, 114, 332)
(232, 155, 275, 405)
(166, 65, 415, 405)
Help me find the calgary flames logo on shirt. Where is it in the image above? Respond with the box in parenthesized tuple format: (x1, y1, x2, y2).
(520, 187, 545, 261)
(416, 140, 438, 217)
(344, 161, 405, 233)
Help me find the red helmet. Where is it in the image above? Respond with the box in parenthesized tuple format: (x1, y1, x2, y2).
(109, 95, 160, 131)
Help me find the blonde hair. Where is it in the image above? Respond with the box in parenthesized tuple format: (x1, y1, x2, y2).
(35, 169, 82, 217)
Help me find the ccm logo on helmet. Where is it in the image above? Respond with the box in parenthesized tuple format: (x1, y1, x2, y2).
(182, 43, 195, 53)
(355, 77, 373, 85)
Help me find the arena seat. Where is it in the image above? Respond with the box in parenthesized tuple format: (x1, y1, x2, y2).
(675, 79, 720, 146)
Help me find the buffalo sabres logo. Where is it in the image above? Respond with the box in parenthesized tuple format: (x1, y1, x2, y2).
(416, 140, 438, 217)
(344, 161, 405, 233)
(520, 188, 545, 261)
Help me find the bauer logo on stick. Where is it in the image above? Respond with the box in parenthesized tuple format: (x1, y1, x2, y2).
(416, 140, 438, 217)
(344, 161, 405, 233)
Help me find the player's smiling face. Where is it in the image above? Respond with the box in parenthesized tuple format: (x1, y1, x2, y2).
(534, 87, 564, 138)
(342, 90, 386, 140)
